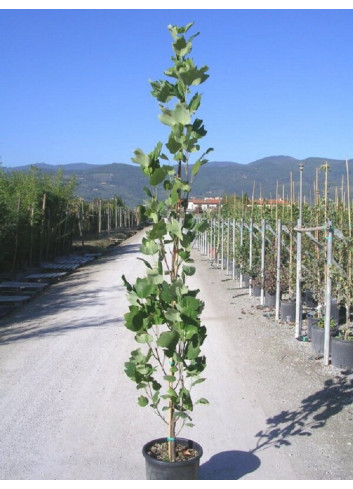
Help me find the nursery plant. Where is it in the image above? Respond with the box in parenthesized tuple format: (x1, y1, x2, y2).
(122, 22, 212, 467)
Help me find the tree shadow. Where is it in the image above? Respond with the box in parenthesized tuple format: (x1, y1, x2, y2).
(0, 242, 140, 344)
(251, 376, 353, 453)
(200, 450, 261, 480)
(0, 316, 124, 345)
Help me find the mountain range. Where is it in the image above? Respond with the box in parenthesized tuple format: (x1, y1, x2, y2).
(5, 156, 353, 208)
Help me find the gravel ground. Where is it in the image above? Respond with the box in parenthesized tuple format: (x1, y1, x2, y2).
(188, 245, 353, 480)
(0, 228, 352, 480)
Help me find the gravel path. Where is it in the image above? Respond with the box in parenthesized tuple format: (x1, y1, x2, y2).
(0, 228, 352, 480)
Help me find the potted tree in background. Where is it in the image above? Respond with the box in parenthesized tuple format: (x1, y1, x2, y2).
(122, 22, 212, 480)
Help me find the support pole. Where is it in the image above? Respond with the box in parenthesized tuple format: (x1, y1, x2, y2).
(232, 218, 236, 280)
(295, 163, 304, 338)
(249, 218, 253, 296)
(226, 217, 230, 274)
(324, 221, 333, 366)
(275, 219, 281, 321)
(260, 218, 266, 306)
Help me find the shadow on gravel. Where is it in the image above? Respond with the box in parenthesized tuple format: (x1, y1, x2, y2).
(0, 242, 141, 343)
(200, 450, 261, 480)
(0, 316, 124, 345)
(252, 376, 353, 453)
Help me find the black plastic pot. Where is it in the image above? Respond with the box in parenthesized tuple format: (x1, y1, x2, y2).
(252, 286, 261, 297)
(306, 315, 318, 339)
(331, 337, 353, 369)
(311, 324, 337, 355)
(280, 300, 296, 322)
(142, 438, 203, 480)
(264, 292, 276, 307)
(243, 274, 250, 287)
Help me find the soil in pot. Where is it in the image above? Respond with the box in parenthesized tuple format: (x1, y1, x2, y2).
(331, 337, 353, 369)
(143, 437, 203, 480)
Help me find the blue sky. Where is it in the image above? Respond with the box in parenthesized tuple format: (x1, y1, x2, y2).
(1, 7, 353, 168)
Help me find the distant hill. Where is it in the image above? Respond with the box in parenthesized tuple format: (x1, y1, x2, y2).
(5, 156, 352, 208)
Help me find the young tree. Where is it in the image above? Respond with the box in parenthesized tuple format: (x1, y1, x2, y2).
(123, 22, 212, 461)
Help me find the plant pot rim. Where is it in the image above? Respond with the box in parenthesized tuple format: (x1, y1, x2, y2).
(142, 437, 203, 467)
(331, 336, 353, 344)
(312, 323, 338, 331)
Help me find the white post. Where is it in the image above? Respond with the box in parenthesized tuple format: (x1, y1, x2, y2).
(226, 218, 230, 274)
(295, 163, 304, 338)
(232, 218, 236, 280)
(221, 218, 224, 271)
(261, 218, 266, 306)
(276, 219, 281, 320)
(249, 218, 253, 296)
(240, 219, 244, 287)
(324, 222, 333, 366)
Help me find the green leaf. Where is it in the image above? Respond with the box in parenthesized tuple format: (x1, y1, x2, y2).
(191, 158, 206, 178)
(166, 135, 182, 155)
(124, 307, 145, 332)
(121, 274, 132, 292)
(147, 268, 164, 284)
(196, 398, 209, 405)
(189, 93, 201, 112)
(185, 343, 200, 360)
(180, 387, 193, 410)
(184, 324, 199, 339)
(135, 277, 156, 298)
(159, 103, 191, 127)
(167, 218, 183, 240)
(191, 377, 206, 387)
(168, 22, 194, 40)
(163, 375, 177, 382)
(157, 330, 179, 350)
(182, 264, 196, 276)
(165, 308, 182, 322)
(179, 250, 191, 260)
(150, 79, 175, 103)
(167, 387, 178, 400)
(135, 333, 153, 343)
(173, 36, 192, 57)
(149, 166, 168, 186)
(137, 257, 152, 269)
(131, 148, 150, 168)
(140, 238, 159, 255)
(138, 396, 149, 407)
(179, 64, 209, 86)
(143, 186, 152, 197)
(149, 219, 167, 239)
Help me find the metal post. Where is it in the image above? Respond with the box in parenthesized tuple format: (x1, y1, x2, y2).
(249, 218, 253, 296)
(261, 218, 266, 306)
(232, 218, 236, 280)
(226, 218, 230, 274)
(275, 219, 282, 320)
(240, 219, 244, 287)
(217, 214, 220, 267)
(221, 218, 224, 271)
(324, 221, 333, 365)
(295, 163, 304, 338)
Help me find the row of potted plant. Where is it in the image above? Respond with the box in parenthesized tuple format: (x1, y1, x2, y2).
(205, 216, 353, 369)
